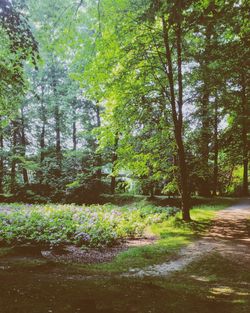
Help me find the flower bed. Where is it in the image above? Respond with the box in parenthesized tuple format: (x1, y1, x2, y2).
(0, 203, 179, 247)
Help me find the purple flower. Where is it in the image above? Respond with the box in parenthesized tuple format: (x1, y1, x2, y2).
(76, 232, 91, 242)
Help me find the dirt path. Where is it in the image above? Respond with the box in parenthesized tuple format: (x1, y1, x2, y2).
(124, 200, 250, 277)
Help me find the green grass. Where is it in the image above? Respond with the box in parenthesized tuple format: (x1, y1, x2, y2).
(161, 253, 250, 312)
(0, 253, 248, 313)
(87, 203, 225, 273)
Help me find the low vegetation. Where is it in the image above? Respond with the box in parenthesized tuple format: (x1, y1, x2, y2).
(0, 201, 227, 275)
(93, 204, 225, 272)
(0, 202, 178, 247)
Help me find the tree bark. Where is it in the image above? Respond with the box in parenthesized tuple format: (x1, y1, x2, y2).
(20, 106, 29, 185)
(95, 103, 102, 188)
(37, 90, 46, 184)
(212, 98, 218, 196)
(33, 87, 46, 183)
(199, 24, 212, 196)
(10, 121, 17, 193)
(110, 133, 118, 194)
(40, 104, 46, 164)
(72, 100, 77, 150)
(55, 104, 61, 161)
(51, 64, 61, 171)
(241, 73, 249, 196)
(72, 121, 77, 151)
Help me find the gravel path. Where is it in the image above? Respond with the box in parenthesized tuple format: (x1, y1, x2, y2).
(123, 200, 250, 277)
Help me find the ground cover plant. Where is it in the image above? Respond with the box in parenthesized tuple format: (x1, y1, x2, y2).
(0, 202, 179, 247)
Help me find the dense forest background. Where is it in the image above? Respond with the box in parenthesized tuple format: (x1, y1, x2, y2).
(0, 0, 249, 218)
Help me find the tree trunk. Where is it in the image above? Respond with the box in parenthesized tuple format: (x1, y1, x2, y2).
(20, 106, 29, 185)
(110, 133, 118, 194)
(10, 121, 17, 193)
(241, 73, 248, 196)
(95, 103, 102, 189)
(38, 98, 46, 184)
(162, 13, 191, 221)
(199, 24, 212, 197)
(40, 114, 46, 163)
(72, 121, 77, 151)
(51, 64, 61, 171)
(199, 90, 210, 196)
(33, 87, 46, 184)
(72, 100, 77, 151)
(55, 104, 61, 162)
(212, 98, 218, 196)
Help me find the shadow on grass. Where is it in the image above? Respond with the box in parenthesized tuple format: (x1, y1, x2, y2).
(0, 253, 249, 313)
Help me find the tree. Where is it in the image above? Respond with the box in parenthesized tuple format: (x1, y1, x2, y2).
(77, 0, 193, 219)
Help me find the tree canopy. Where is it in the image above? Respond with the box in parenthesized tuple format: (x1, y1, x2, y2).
(0, 0, 249, 220)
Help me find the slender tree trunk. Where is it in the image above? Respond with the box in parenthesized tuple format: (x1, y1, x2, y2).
(0, 118, 4, 194)
(51, 67, 61, 173)
(38, 99, 46, 184)
(199, 90, 210, 196)
(176, 11, 191, 220)
(72, 101, 77, 150)
(51, 63, 61, 172)
(241, 73, 249, 196)
(95, 103, 102, 189)
(72, 121, 77, 151)
(54, 103, 62, 182)
(34, 87, 46, 184)
(20, 106, 29, 185)
(40, 106, 46, 163)
(162, 13, 191, 221)
(213, 99, 218, 196)
(110, 133, 118, 194)
(10, 121, 17, 193)
(199, 25, 212, 196)
(55, 104, 61, 161)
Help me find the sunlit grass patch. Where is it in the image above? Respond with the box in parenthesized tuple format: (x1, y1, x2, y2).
(92, 204, 226, 272)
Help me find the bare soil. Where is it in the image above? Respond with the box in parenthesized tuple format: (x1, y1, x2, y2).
(40, 237, 156, 263)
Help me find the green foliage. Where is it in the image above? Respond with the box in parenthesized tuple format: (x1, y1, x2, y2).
(0, 202, 178, 247)
(0, 27, 25, 116)
(94, 203, 223, 272)
(0, 0, 248, 203)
